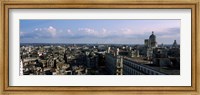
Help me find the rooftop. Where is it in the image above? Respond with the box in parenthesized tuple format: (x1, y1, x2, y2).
(124, 57, 180, 75)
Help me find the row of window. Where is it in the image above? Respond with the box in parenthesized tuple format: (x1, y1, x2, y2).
(123, 65, 143, 75)
(105, 56, 117, 75)
(123, 60, 164, 75)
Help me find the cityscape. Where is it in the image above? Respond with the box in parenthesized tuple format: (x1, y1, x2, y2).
(20, 20, 180, 75)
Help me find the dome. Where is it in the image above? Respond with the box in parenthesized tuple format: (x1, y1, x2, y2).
(149, 31, 156, 39)
(172, 40, 178, 48)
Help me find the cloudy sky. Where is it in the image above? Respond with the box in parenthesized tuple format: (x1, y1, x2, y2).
(20, 20, 180, 44)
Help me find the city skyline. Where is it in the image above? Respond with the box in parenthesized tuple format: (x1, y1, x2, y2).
(20, 30, 180, 75)
(20, 20, 180, 44)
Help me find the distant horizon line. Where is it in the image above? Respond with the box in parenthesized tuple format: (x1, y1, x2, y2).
(20, 42, 179, 45)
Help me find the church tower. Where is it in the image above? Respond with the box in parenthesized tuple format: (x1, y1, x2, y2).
(145, 31, 157, 60)
(172, 40, 178, 48)
(149, 31, 157, 48)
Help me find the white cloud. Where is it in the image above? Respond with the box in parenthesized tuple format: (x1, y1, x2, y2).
(100, 28, 108, 37)
(39, 28, 42, 31)
(67, 29, 71, 33)
(34, 28, 38, 31)
(77, 28, 137, 38)
(78, 28, 99, 36)
(20, 31, 25, 36)
(120, 28, 134, 35)
(47, 26, 57, 37)
(21, 26, 180, 43)
(159, 34, 180, 39)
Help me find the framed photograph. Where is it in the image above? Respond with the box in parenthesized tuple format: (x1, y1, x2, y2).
(0, 0, 199, 95)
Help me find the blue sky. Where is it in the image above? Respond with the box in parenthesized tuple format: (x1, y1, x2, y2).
(20, 20, 180, 44)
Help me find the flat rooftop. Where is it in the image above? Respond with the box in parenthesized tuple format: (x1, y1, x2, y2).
(124, 57, 180, 75)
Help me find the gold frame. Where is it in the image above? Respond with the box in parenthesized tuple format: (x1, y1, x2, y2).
(0, 0, 199, 95)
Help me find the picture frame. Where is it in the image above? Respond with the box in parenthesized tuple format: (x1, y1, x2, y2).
(0, 0, 199, 95)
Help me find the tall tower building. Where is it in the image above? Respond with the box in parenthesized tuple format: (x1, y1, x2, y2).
(172, 40, 178, 48)
(149, 31, 157, 48)
(144, 31, 158, 60)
